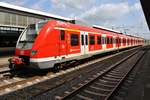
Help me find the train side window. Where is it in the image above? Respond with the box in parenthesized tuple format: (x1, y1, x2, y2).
(97, 36, 101, 45)
(117, 38, 119, 43)
(109, 37, 112, 44)
(85, 35, 88, 45)
(111, 37, 113, 44)
(107, 37, 109, 44)
(119, 38, 121, 43)
(113, 38, 116, 43)
(60, 30, 65, 40)
(81, 35, 84, 45)
(124, 38, 126, 43)
(90, 35, 95, 45)
(71, 34, 79, 46)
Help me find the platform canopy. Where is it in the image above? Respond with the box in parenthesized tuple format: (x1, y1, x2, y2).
(140, 0, 150, 30)
(0, 2, 73, 27)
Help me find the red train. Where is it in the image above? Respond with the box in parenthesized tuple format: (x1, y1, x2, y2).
(9, 20, 144, 70)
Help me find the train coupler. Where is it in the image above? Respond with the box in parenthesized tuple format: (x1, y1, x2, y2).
(8, 57, 25, 68)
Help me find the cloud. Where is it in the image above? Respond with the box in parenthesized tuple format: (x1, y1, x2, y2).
(30, 0, 47, 11)
(1, 0, 26, 6)
(1, 0, 48, 11)
(126, 2, 149, 37)
(50, 0, 96, 18)
(78, 2, 130, 25)
(130, 2, 141, 12)
(76, 1, 149, 38)
(51, 0, 95, 10)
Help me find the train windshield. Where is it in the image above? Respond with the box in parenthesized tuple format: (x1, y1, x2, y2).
(20, 24, 37, 43)
(17, 21, 47, 49)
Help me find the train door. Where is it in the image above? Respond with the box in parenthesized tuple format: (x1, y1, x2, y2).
(116, 37, 119, 49)
(59, 30, 67, 56)
(113, 36, 116, 49)
(81, 31, 88, 55)
(102, 34, 106, 50)
(120, 38, 122, 47)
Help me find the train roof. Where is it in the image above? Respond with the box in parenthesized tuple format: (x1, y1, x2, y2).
(49, 20, 120, 36)
(92, 25, 121, 34)
(71, 19, 122, 34)
(37, 20, 144, 40)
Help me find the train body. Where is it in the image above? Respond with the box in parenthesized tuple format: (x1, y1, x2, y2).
(9, 20, 144, 69)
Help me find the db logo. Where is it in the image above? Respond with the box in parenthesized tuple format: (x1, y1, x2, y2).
(20, 50, 24, 55)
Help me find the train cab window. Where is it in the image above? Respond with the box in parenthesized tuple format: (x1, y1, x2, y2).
(60, 30, 65, 40)
(71, 34, 79, 46)
(90, 35, 95, 45)
(97, 36, 101, 45)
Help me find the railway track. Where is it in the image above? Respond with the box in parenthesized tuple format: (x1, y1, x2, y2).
(0, 46, 144, 97)
(0, 67, 10, 75)
(54, 47, 148, 100)
(0, 67, 26, 92)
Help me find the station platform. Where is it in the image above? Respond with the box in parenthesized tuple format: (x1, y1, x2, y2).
(0, 56, 10, 66)
(124, 48, 150, 100)
(0, 47, 15, 66)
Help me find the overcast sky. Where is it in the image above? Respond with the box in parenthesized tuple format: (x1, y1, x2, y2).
(1, 0, 150, 39)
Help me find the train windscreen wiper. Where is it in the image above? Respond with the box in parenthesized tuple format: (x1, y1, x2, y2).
(20, 40, 34, 43)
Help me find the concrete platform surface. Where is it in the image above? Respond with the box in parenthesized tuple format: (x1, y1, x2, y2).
(0, 56, 10, 66)
(0, 47, 15, 66)
(124, 49, 150, 100)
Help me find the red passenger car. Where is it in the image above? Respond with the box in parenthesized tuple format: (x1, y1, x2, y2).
(9, 20, 144, 70)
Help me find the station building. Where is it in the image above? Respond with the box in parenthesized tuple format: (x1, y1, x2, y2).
(0, 2, 72, 46)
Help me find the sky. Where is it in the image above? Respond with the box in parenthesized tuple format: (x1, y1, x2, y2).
(1, 0, 150, 39)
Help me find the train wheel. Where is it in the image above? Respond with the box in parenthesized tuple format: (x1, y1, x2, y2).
(53, 64, 60, 72)
(9, 63, 15, 70)
(9, 63, 17, 76)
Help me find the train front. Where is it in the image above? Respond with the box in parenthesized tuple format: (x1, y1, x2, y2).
(8, 21, 46, 69)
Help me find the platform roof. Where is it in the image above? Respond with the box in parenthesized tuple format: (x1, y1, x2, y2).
(0, 2, 72, 22)
(140, 0, 150, 30)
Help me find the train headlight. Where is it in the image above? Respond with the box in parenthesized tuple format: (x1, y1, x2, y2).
(31, 50, 37, 56)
